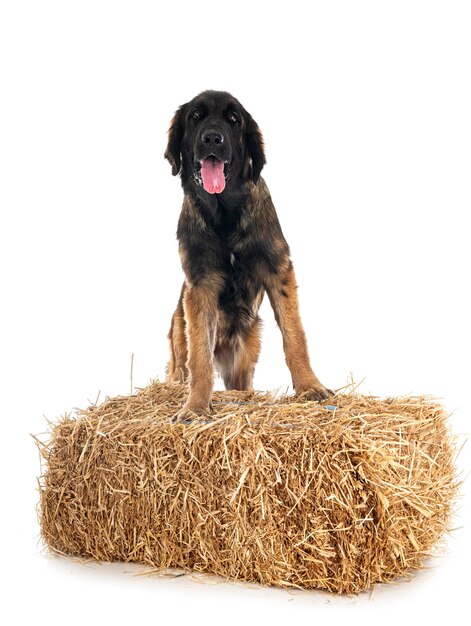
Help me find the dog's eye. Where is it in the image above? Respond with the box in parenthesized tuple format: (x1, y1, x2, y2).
(192, 109, 202, 121)
(228, 112, 239, 124)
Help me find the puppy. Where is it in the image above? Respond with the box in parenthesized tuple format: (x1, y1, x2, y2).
(165, 90, 332, 421)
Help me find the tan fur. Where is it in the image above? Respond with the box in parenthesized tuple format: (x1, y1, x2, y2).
(214, 316, 262, 391)
(169, 274, 225, 419)
(166, 286, 188, 383)
(167, 182, 330, 419)
(265, 261, 324, 398)
(165, 94, 331, 420)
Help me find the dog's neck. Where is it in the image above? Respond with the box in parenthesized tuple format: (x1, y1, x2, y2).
(183, 178, 250, 229)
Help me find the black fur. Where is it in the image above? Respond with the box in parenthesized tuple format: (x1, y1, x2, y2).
(167, 90, 288, 338)
(166, 91, 332, 411)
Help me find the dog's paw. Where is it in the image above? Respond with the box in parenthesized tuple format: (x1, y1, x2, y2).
(297, 385, 334, 402)
(166, 368, 188, 384)
(171, 402, 212, 424)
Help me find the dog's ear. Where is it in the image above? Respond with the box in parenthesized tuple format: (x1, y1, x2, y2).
(245, 114, 266, 182)
(164, 104, 187, 176)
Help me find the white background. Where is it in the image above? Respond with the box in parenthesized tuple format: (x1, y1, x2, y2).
(1, 1, 470, 624)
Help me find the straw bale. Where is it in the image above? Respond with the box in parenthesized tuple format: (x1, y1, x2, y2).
(37, 381, 458, 594)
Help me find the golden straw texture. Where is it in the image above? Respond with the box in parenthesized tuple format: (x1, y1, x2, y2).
(37, 382, 458, 594)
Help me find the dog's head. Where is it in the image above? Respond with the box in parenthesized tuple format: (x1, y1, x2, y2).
(164, 91, 266, 195)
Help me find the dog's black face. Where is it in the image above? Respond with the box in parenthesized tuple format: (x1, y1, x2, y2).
(165, 91, 266, 197)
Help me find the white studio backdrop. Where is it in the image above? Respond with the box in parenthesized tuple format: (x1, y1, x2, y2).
(0, 1, 470, 625)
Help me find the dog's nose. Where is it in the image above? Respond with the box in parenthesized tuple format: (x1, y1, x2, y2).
(201, 129, 224, 145)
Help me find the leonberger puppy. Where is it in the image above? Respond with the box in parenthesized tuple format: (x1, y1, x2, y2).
(165, 90, 332, 421)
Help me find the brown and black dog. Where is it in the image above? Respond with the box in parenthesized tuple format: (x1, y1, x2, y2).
(165, 90, 332, 421)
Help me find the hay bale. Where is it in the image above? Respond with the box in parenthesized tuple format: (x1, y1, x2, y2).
(37, 382, 458, 594)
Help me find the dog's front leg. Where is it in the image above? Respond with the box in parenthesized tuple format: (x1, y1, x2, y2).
(266, 261, 333, 401)
(172, 280, 219, 422)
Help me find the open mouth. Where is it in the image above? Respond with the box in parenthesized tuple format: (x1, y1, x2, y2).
(194, 156, 228, 194)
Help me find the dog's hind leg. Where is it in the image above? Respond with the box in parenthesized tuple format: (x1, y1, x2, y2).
(166, 284, 188, 383)
(216, 318, 262, 391)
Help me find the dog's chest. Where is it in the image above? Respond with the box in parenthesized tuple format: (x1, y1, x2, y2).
(218, 245, 263, 333)
(220, 243, 260, 291)
(223, 243, 258, 274)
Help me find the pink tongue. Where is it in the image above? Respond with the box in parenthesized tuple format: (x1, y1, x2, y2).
(200, 157, 225, 194)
